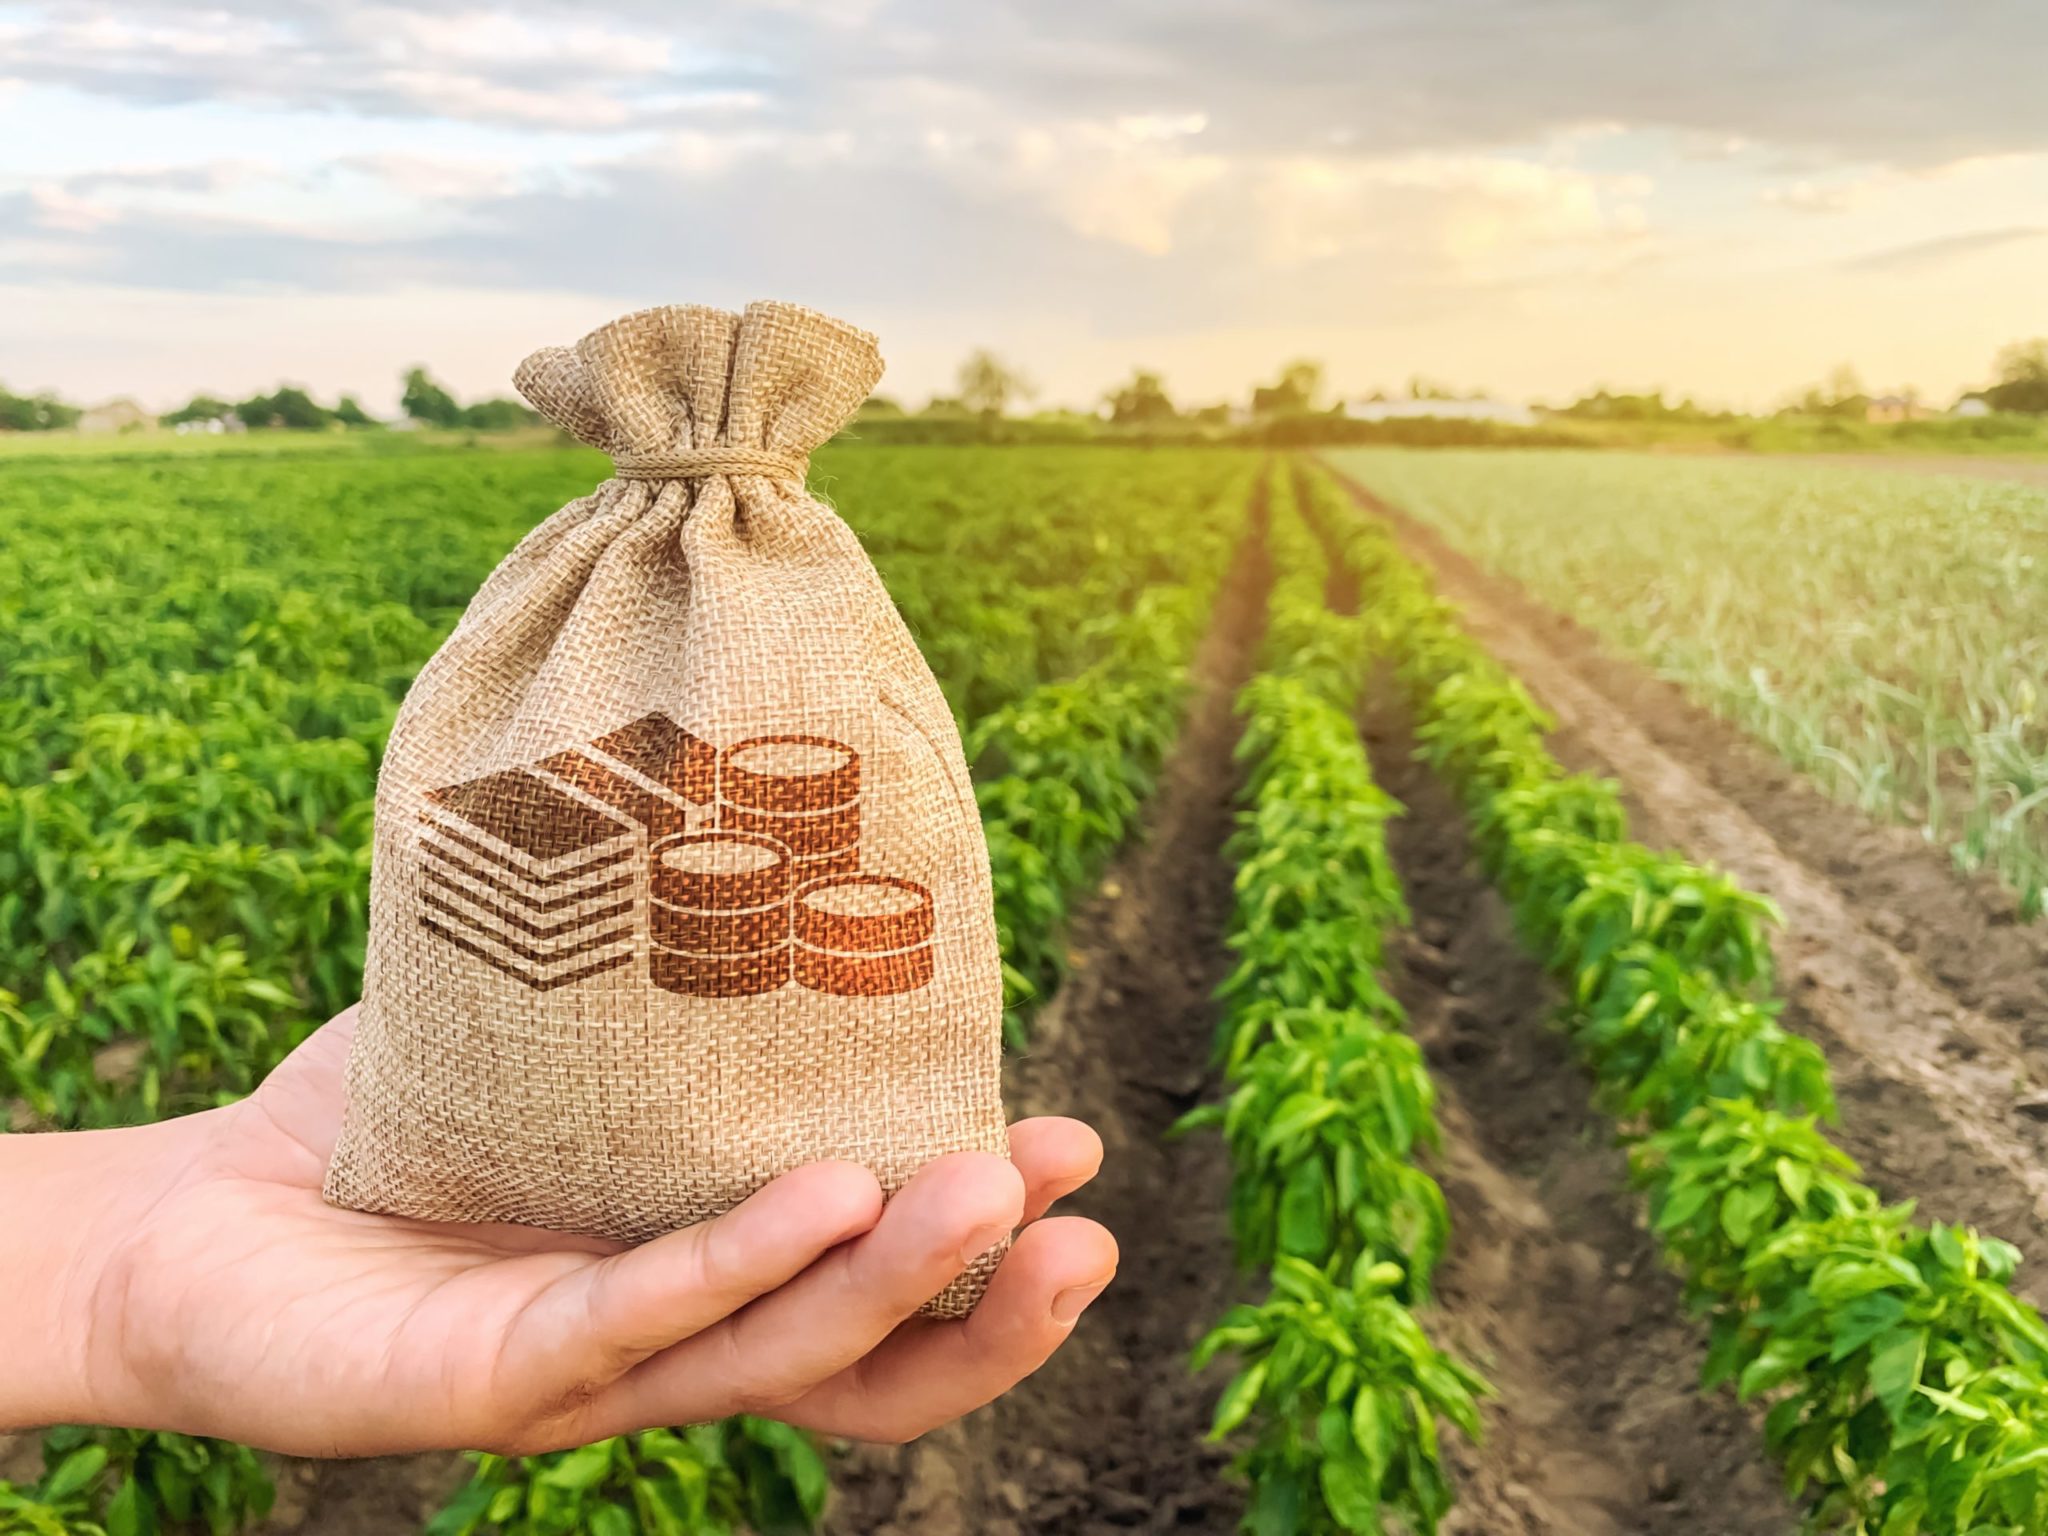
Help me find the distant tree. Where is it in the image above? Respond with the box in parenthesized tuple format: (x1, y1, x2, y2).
(1104, 369, 1177, 425)
(235, 387, 333, 431)
(1981, 338, 2048, 414)
(1556, 388, 1718, 423)
(1251, 359, 1324, 417)
(333, 394, 381, 428)
(0, 384, 81, 431)
(920, 395, 970, 418)
(400, 367, 463, 427)
(1406, 375, 1462, 401)
(1788, 364, 1870, 419)
(458, 397, 540, 430)
(956, 350, 1034, 418)
(857, 394, 905, 417)
(1187, 402, 1233, 426)
(160, 394, 234, 428)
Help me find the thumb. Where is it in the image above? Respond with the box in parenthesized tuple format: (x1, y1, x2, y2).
(493, 1161, 883, 1438)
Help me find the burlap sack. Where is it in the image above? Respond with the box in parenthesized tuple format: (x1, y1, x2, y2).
(324, 301, 1010, 1316)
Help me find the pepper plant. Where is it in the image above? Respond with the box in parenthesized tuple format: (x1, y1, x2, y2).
(1181, 465, 1485, 1534)
(1313, 454, 2048, 1533)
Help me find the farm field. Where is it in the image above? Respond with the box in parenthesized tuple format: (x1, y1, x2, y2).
(1325, 449, 2048, 918)
(5, 439, 2048, 1534)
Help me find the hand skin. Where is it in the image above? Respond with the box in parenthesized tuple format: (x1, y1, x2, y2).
(0, 1005, 1115, 1458)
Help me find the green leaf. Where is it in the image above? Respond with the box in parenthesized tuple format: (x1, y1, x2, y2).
(1826, 1293, 1908, 1363)
(1258, 1093, 1339, 1152)
(40, 1446, 108, 1503)
(1738, 1337, 1809, 1401)
(105, 1478, 146, 1536)
(1655, 1180, 1710, 1232)
(1318, 1454, 1383, 1531)
(539, 1440, 616, 1492)
(1868, 1328, 1927, 1422)
(1277, 1156, 1333, 1258)
(1210, 1361, 1268, 1440)
(1352, 1389, 1390, 1479)
(1775, 1156, 1812, 1210)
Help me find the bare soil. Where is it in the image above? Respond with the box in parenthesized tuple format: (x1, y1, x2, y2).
(1326, 465, 2048, 1306)
(1362, 683, 1794, 1536)
(277, 515, 1276, 1535)
(819, 492, 1276, 1534)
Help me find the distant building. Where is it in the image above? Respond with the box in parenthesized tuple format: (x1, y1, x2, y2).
(1952, 396, 1994, 418)
(1865, 395, 1934, 424)
(76, 398, 153, 434)
(1343, 397, 1536, 427)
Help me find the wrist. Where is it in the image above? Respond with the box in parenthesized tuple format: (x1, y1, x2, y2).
(0, 1115, 206, 1432)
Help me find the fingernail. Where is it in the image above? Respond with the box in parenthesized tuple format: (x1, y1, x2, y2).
(960, 1223, 1011, 1265)
(1051, 1276, 1113, 1325)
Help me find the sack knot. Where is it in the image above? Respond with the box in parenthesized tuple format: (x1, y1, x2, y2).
(613, 447, 808, 481)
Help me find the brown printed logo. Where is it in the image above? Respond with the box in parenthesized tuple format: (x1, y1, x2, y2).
(417, 717, 935, 999)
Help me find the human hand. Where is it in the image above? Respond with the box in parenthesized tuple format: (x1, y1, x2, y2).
(3, 1006, 1114, 1457)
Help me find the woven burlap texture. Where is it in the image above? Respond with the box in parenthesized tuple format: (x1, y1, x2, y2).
(323, 301, 1010, 1317)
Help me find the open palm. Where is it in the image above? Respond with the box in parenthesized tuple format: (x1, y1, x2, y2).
(72, 1007, 1114, 1458)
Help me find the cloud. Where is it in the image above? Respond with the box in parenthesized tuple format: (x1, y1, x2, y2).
(1762, 179, 1873, 215)
(25, 183, 117, 233)
(6, 0, 2046, 415)
(67, 161, 273, 195)
(922, 116, 1226, 256)
(0, 125, 1664, 356)
(6, 0, 2047, 165)
(1245, 155, 1652, 275)
(1839, 225, 2048, 272)
(9, 0, 768, 128)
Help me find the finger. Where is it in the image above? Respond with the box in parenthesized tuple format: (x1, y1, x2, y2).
(1006, 1117, 1103, 1223)
(585, 1150, 1024, 1433)
(497, 1159, 884, 1410)
(780, 1215, 1119, 1442)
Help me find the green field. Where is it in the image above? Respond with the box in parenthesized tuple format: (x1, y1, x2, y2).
(0, 437, 1252, 1534)
(1326, 448, 2048, 915)
(7, 439, 2048, 1535)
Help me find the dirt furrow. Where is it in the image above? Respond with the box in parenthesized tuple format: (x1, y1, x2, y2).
(1361, 685, 1794, 1536)
(823, 488, 1273, 1535)
(1329, 467, 2048, 1301)
(1317, 465, 2046, 1034)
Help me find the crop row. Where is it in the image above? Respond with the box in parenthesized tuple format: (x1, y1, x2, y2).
(973, 470, 1246, 1026)
(0, 446, 1252, 1132)
(1308, 460, 2048, 1535)
(1182, 467, 1484, 1535)
(0, 446, 1257, 1534)
(428, 460, 1259, 1531)
(1326, 448, 2048, 918)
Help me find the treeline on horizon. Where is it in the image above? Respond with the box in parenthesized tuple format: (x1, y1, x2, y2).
(6, 340, 2047, 454)
(847, 339, 2048, 451)
(0, 367, 537, 435)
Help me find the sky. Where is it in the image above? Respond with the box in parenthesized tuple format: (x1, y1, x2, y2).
(3, 0, 2046, 415)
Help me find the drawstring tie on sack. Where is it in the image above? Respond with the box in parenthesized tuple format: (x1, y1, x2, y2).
(612, 447, 807, 480)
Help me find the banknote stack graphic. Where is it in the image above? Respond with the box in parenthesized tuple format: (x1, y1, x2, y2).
(418, 714, 936, 1000)
(417, 768, 641, 992)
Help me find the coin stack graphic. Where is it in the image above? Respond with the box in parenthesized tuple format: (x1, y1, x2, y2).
(649, 831, 794, 997)
(717, 736, 862, 878)
(417, 769, 639, 991)
(419, 715, 936, 1000)
(794, 874, 937, 996)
